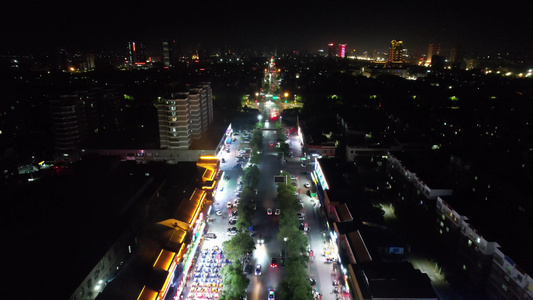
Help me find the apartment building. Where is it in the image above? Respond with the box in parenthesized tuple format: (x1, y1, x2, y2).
(157, 83, 213, 149)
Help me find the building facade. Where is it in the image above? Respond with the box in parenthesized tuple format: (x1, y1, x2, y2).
(157, 83, 213, 150)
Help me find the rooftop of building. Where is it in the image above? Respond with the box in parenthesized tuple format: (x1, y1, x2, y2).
(391, 150, 455, 190)
(440, 189, 533, 274)
(3, 157, 200, 299)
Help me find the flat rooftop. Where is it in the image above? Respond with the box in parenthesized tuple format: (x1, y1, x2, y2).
(441, 190, 533, 274)
(392, 150, 455, 189)
(3, 157, 200, 299)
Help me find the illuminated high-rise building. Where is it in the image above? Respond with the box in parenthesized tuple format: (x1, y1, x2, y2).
(157, 83, 213, 149)
(426, 43, 434, 66)
(388, 40, 404, 64)
(162, 41, 171, 68)
(338, 44, 346, 58)
(328, 43, 336, 58)
(127, 41, 146, 66)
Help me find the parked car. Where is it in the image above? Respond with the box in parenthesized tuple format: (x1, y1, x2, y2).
(244, 263, 253, 274)
(232, 210, 238, 216)
(303, 182, 310, 188)
(205, 233, 217, 239)
(227, 227, 237, 232)
(227, 202, 233, 208)
(267, 208, 272, 215)
(228, 219, 237, 225)
(275, 209, 280, 215)
(309, 277, 317, 286)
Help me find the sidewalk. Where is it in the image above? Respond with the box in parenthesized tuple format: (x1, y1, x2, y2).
(305, 195, 348, 300)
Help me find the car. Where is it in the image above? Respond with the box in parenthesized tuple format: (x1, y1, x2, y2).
(215, 209, 222, 216)
(267, 208, 272, 215)
(303, 182, 310, 188)
(234, 199, 240, 206)
(227, 230, 237, 236)
(244, 263, 253, 274)
(268, 288, 275, 300)
(275, 209, 280, 215)
(227, 227, 237, 232)
(301, 163, 307, 168)
(309, 277, 317, 286)
(232, 210, 238, 216)
(228, 219, 237, 225)
(205, 233, 217, 239)
(227, 202, 233, 208)
(255, 264, 262, 275)
(226, 149, 230, 153)
(221, 158, 225, 163)
(224, 175, 230, 180)
(257, 234, 264, 244)
(299, 216, 305, 221)
(230, 215, 239, 221)
(270, 257, 277, 268)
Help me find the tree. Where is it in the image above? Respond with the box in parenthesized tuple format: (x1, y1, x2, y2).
(243, 165, 260, 189)
(220, 262, 250, 300)
(222, 232, 256, 263)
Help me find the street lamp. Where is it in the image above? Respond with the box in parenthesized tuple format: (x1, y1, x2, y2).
(258, 115, 263, 121)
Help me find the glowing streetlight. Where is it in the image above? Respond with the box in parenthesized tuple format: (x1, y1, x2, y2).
(258, 115, 263, 121)
(284, 92, 289, 98)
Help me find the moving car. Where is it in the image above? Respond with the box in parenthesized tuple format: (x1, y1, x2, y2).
(268, 288, 275, 300)
(257, 234, 264, 244)
(275, 209, 280, 215)
(255, 264, 262, 275)
(303, 182, 311, 188)
(227, 202, 233, 208)
(215, 209, 222, 215)
(267, 208, 272, 215)
(270, 257, 277, 268)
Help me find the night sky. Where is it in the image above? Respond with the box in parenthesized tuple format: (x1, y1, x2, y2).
(1, 0, 531, 57)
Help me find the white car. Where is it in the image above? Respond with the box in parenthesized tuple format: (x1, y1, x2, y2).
(267, 208, 272, 215)
(303, 182, 310, 188)
(215, 210, 222, 216)
(227, 202, 233, 208)
(268, 288, 275, 300)
(234, 199, 240, 207)
(275, 209, 280, 215)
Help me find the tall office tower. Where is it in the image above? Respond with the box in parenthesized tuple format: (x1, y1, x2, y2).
(449, 48, 456, 63)
(338, 44, 347, 58)
(157, 92, 191, 149)
(162, 41, 171, 68)
(127, 41, 147, 66)
(328, 43, 336, 58)
(426, 44, 434, 65)
(388, 40, 404, 64)
(49, 93, 90, 159)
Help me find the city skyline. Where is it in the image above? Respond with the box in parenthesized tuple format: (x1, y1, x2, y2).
(1, 0, 531, 58)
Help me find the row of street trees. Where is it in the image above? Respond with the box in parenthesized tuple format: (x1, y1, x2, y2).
(220, 123, 264, 300)
(276, 171, 314, 300)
